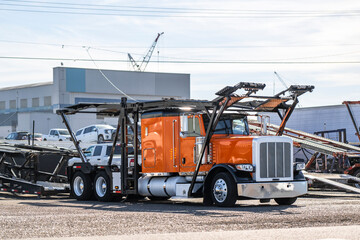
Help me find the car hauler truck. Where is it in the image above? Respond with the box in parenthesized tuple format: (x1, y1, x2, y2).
(58, 82, 314, 207)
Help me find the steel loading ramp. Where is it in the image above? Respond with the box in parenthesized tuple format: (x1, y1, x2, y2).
(248, 121, 360, 157)
(304, 172, 360, 194)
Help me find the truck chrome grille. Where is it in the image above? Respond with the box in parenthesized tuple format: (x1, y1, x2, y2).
(259, 142, 291, 179)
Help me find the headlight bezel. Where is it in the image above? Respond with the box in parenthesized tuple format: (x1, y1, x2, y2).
(235, 164, 254, 172)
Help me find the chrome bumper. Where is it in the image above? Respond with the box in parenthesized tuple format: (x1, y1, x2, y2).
(237, 181, 307, 199)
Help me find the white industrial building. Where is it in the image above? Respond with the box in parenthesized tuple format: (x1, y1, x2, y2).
(0, 67, 190, 138)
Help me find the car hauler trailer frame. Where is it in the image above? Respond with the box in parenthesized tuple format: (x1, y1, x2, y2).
(58, 82, 314, 207)
(0, 143, 77, 196)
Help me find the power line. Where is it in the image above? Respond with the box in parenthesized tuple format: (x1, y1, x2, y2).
(1, 7, 360, 18)
(85, 48, 137, 102)
(1, 39, 360, 49)
(1, 0, 359, 14)
(0, 56, 360, 64)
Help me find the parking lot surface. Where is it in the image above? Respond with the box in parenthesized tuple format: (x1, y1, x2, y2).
(1, 191, 359, 240)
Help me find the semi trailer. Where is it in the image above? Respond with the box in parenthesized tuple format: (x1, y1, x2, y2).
(57, 82, 314, 207)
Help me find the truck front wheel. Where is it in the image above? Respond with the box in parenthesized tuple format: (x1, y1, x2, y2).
(94, 171, 113, 202)
(274, 197, 297, 205)
(71, 171, 93, 200)
(211, 172, 237, 207)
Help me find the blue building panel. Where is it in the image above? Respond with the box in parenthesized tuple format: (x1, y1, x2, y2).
(66, 68, 86, 92)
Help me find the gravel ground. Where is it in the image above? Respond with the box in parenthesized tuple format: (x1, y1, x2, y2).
(1, 191, 360, 239)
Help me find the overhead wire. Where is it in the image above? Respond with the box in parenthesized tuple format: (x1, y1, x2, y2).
(0, 55, 360, 64)
(85, 47, 137, 102)
(1, 0, 359, 14)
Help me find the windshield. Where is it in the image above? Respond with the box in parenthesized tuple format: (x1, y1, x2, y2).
(58, 130, 69, 135)
(203, 115, 249, 135)
(105, 146, 134, 156)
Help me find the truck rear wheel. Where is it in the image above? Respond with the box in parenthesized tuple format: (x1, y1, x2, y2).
(211, 172, 237, 207)
(71, 171, 93, 201)
(274, 197, 297, 205)
(94, 171, 113, 202)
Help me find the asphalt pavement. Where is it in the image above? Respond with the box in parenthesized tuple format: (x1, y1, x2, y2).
(1, 190, 359, 240)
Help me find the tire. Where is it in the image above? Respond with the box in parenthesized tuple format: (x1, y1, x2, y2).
(43, 138, 47, 141)
(98, 135, 104, 143)
(147, 196, 170, 201)
(352, 169, 360, 189)
(275, 197, 297, 205)
(94, 171, 113, 202)
(211, 172, 237, 207)
(59, 139, 63, 141)
(71, 171, 93, 201)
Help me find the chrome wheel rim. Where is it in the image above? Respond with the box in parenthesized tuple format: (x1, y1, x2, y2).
(96, 176, 107, 197)
(213, 178, 227, 203)
(73, 176, 84, 196)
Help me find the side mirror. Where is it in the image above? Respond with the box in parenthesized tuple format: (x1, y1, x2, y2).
(180, 115, 188, 137)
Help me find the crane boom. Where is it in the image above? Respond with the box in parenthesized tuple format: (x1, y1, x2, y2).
(128, 53, 140, 71)
(128, 32, 164, 72)
(139, 32, 164, 71)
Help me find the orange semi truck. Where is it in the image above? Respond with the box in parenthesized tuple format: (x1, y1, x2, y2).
(58, 82, 314, 207)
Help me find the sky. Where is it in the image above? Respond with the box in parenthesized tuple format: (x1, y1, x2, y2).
(0, 0, 360, 107)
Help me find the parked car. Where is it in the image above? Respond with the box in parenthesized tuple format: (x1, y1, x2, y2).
(75, 124, 115, 143)
(30, 133, 43, 141)
(43, 129, 71, 141)
(5, 131, 29, 140)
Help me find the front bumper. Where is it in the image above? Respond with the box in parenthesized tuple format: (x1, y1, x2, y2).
(237, 181, 307, 199)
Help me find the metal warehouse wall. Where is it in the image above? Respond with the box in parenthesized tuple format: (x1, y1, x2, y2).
(268, 104, 360, 144)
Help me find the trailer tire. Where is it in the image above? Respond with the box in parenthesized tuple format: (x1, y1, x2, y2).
(211, 172, 237, 207)
(274, 197, 297, 205)
(94, 171, 113, 202)
(71, 171, 93, 201)
(353, 169, 360, 189)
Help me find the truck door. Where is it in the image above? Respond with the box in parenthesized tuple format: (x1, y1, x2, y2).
(179, 115, 203, 171)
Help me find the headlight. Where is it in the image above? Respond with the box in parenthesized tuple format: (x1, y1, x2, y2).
(294, 162, 305, 171)
(235, 164, 254, 172)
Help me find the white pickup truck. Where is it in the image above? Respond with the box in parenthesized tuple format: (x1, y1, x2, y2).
(43, 129, 71, 141)
(68, 143, 139, 169)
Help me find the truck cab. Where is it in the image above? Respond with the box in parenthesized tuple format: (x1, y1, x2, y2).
(139, 110, 307, 206)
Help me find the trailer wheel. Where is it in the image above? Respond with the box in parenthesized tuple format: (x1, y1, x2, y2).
(71, 171, 93, 200)
(211, 172, 237, 207)
(94, 171, 113, 202)
(274, 197, 297, 205)
(98, 135, 104, 143)
(353, 169, 360, 189)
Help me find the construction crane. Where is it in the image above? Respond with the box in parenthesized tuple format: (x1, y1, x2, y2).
(128, 32, 164, 72)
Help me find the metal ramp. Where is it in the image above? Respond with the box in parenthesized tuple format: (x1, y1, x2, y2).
(304, 172, 360, 194)
(249, 121, 360, 157)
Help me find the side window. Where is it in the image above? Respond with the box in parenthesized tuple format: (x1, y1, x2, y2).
(76, 129, 82, 136)
(93, 146, 102, 156)
(84, 127, 92, 134)
(187, 116, 201, 137)
(50, 130, 55, 135)
(85, 146, 95, 157)
(233, 119, 249, 135)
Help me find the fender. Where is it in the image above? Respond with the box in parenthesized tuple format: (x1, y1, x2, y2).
(202, 164, 245, 205)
